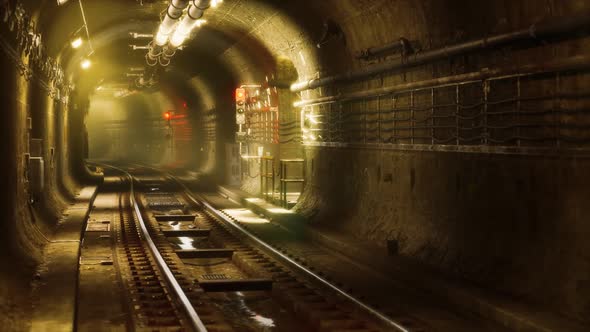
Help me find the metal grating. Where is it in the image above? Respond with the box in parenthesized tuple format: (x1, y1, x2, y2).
(86, 221, 110, 232)
(201, 274, 230, 280)
(145, 192, 185, 210)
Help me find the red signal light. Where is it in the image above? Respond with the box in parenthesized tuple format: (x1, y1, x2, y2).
(164, 111, 171, 120)
(235, 88, 246, 101)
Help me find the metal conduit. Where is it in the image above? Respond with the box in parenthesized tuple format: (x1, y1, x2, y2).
(294, 55, 590, 108)
(167, 0, 210, 49)
(291, 12, 590, 92)
(157, 0, 191, 46)
(147, 0, 211, 67)
(146, 0, 190, 65)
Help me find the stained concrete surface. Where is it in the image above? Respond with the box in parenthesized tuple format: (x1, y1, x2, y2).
(30, 187, 97, 332)
(217, 185, 589, 332)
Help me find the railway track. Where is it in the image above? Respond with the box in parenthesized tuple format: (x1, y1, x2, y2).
(82, 162, 415, 332)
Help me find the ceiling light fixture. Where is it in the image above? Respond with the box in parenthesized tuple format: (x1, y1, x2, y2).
(81, 59, 92, 70)
(169, 20, 206, 48)
(168, 11, 208, 48)
(71, 37, 83, 49)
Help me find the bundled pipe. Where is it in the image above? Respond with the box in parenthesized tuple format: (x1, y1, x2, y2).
(169, 0, 211, 48)
(148, 0, 211, 66)
(155, 0, 191, 46)
(147, 0, 190, 64)
(294, 55, 590, 108)
(291, 12, 590, 92)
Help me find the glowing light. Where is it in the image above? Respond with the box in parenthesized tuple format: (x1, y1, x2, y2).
(196, 19, 207, 27)
(164, 111, 172, 120)
(245, 198, 265, 203)
(57, 0, 70, 5)
(211, 0, 223, 8)
(234, 290, 276, 328)
(169, 31, 188, 48)
(306, 114, 320, 124)
(178, 237, 196, 250)
(71, 37, 83, 49)
(267, 208, 293, 215)
(253, 315, 275, 328)
(222, 209, 269, 224)
(80, 59, 91, 70)
(169, 19, 206, 48)
(155, 27, 170, 46)
(235, 88, 246, 100)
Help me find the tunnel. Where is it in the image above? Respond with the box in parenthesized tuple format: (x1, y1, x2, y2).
(1, 0, 590, 331)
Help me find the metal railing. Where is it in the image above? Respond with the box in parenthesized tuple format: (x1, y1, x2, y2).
(301, 66, 590, 151)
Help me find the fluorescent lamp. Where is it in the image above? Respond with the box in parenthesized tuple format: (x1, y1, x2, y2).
(81, 59, 91, 70)
(169, 19, 206, 48)
(71, 37, 83, 49)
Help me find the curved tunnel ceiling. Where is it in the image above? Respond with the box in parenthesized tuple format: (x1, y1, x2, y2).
(35, 0, 334, 99)
(4, 1, 590, 331)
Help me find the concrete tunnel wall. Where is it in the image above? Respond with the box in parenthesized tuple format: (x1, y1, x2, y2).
(1, 0, 590, 329)
(294, 1, 590, 323)
(0, 25, 80, 332)
(190, 0, 590, 322)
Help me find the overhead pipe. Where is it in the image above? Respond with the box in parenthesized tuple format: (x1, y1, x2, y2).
(155, 0, 191, 46)
(147, 0, 190, 64)
(143, 0, 214, 72)
(168, 0, 211, 48)
(159, 0, 211, 65)
(291, 12, 590, 92)
(356, 37, 415, 60)
(293, 55, 590, 108)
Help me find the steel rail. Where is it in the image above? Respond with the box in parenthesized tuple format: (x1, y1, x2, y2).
(136, 165, 410, 332)
(190, 192, 409, 332)
(96, 163, 208, 332)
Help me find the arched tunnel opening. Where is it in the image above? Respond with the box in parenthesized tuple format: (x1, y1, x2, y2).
(1, 1, 590, 331)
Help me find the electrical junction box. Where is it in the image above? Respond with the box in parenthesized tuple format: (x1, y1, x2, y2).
(30, 138, 43, 157)
(234, 84, 280, 143)
(236, 112, 246, 125)
(29, 157, 44, 194)
(236, 132, 247, 142)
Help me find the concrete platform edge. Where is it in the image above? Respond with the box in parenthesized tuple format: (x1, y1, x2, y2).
(30, 185, 99, 332)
